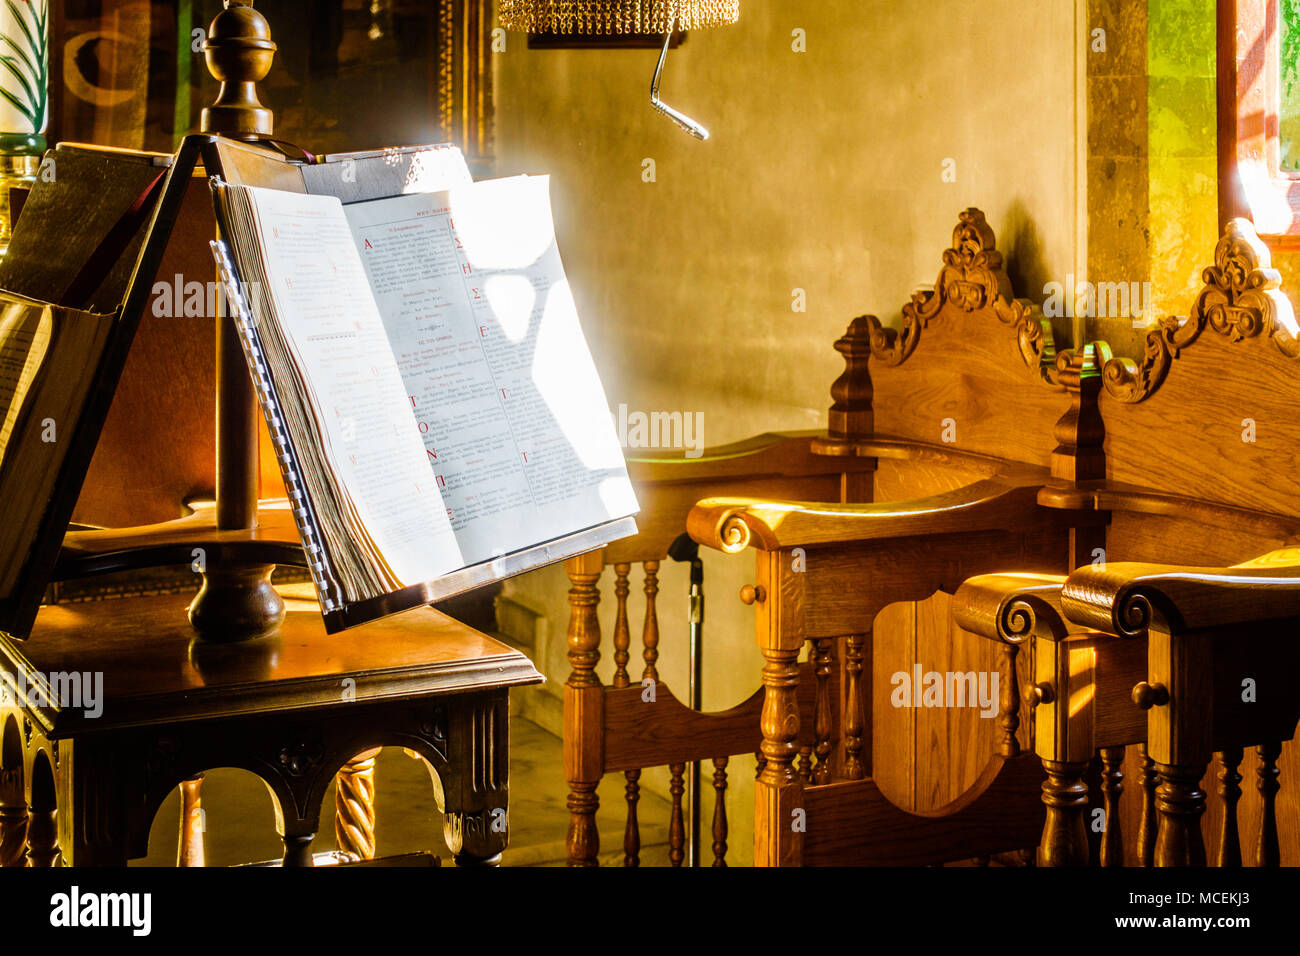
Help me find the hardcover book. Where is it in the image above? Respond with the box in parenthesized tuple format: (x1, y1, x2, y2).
(211, 157, 639, 629)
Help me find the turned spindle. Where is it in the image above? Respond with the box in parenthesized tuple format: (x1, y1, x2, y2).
(668, 763, 686, 867)
(1136, 743, 1158, 866)
(842, 634, 866, 780)
(712, 757, 729, 866)
(1154, 762, 1208, 867)
(812, 639, 835, 783)
(623, 768, 641, 867)
(1038, 759, 1090, 867)
(611, 563, 632, 687)
(642, 561, 660, 683)
(1255, 741, 1281, 867)
(1214, 747, 1243, 867)
(1098, 747, 1124, 867)
(564, 554, 602, 867)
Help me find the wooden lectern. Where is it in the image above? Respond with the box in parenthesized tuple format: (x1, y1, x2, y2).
(0, 1, 541, 867)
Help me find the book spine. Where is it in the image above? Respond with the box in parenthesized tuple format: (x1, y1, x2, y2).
(209, 238, 343, 612)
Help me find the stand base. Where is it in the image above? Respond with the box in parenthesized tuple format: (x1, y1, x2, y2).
(188, 564, 285, 643)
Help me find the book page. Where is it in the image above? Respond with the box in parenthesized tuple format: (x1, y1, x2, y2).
(0, 301, 51, 471)
(241, 186, 464, 586)
(344, 175, 637, 566)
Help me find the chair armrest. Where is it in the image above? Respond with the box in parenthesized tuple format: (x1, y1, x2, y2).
(1060, 547, 1300, 637)
(953, 572, 1072, 645)
(686, 476, 1045, 552)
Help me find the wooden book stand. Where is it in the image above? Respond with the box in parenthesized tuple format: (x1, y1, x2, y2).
(0, 1, 544, 869)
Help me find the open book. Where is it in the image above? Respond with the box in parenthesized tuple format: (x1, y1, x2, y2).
(212, 162, 638, 626)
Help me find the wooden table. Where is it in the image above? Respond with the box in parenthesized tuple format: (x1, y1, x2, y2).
(0, 587, 542, 866)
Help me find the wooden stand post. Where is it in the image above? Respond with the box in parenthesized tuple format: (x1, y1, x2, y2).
(188, 1, 284, 643)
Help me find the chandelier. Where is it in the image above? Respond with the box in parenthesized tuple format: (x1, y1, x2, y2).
(498, 1, 741, 139)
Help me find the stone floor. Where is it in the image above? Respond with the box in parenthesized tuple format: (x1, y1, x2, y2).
(133, 716, 671, 867)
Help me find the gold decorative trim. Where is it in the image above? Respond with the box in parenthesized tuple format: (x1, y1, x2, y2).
(1102, 218, 1300, 403)
(864, 208, 1057, 378)
(499, 1, 740, 33)
(438, 0, 495, 170)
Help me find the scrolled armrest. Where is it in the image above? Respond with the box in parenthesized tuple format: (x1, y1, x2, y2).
(1060, 547, 1300, 637)
(686, 476, 1046, 553)
(953, 573, 1071, 645)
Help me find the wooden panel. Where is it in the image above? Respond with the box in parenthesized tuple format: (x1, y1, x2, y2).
(873, 331, 1065, 467)
(71, 175, 287, 529)
(913, 593, 1007, 812)
(871, 600, 914, 811)
(1103, 511, 1285, 567)
(1101, 219, 1300, 515)
(1103, 334, 1300, 516)
(801, 756, 1044, 866)
(872, 456, 996, 502)
(803, 528, 1070, 639)
(601, 667, 816, 772)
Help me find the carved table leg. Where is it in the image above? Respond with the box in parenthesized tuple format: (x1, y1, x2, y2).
(1154, 762, 1207, 867)
(444, 692, 509, 867)
(1038, 759, 1090, 867)
(177, 774, 205, 867)
(335, 748, 380, 861)
(0, 767, 27, 867)
(282, 833, 315, 867)
(25, 806, 59, 867)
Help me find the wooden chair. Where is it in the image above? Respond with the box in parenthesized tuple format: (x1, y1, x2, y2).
(564, 435, 870, 865)
(671, 209, 1112, 865)
(954, 216, 1300, 866)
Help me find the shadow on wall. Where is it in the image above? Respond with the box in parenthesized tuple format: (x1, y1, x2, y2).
(999, 198, 1068, 345)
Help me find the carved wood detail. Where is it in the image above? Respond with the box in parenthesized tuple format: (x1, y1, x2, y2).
(858, 208, 1055, 377)
(1102, 218, 1299, 403)
(334, 749, 380, 861)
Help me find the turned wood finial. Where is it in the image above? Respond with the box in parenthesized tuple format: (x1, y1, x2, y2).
(201, 1, 276, 140)
(827, 316, 874, 440)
